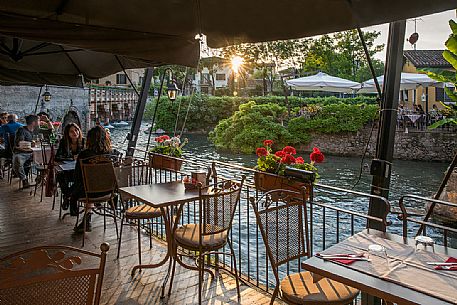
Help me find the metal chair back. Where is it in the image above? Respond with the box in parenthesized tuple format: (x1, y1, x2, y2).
(198, 177, 245, 236)
(80, 155, 117, 196)
(0, 243, 109, 305)
(250, 189, 310, 273)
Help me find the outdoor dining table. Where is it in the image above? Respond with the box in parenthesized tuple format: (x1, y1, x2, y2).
(403, 114, 423, 124)
(55, 160, 77, 173)
(118, 181, 205, 296)
(31, 146, 52, 164)
(302, 229, 457, 305)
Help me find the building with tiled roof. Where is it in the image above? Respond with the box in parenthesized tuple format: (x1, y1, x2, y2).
(402, 50, 454, 110)
(404, 50, 453, 70)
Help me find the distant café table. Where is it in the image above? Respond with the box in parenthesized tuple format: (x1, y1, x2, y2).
(404, 114, 423, 124)
(302, 230, 457, 305)
(31, 146, 53, 164)
(56, 160, 77, 173)
(119, 181, 204, 293)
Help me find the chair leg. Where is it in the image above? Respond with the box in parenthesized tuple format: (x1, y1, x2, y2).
(198, 252, 203, 305)
(103, 204, 107, 231)
(137, 221, 142, 267)
(82, 208, 87, 247)
(149, 222, 152, 249)
(167, 257, 177, 296)
(228, 239, 241, 303)
(270, 286, 280, 305)
(40, 175, 45, 202)
(117, 215, 125, 259)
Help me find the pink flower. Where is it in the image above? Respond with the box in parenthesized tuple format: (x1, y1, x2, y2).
(263, 140, 274, 147)
(282, 146, 297, 155)
(275, 151, 286, 158)
(281, 154, 296, 164)
(295, 156, 304, 164)
(256, 147, 268, 157)
(310, 150, 325, 163)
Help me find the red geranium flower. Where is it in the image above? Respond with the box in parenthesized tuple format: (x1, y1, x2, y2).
(281, 154, 296, 164)
(275, 150, 286, 158)
(161, 135, 170, 140)
(295, 156, 304, 164)
(256, 147, 268, 157)
(310, 150, 325, 163)
(263, 139, 274, 146)
(282, 146, 297, 155)
(155, 137, 164, 143)
(313, 147, 321, 153)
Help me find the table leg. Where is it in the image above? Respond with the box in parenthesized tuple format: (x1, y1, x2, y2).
(130, 206, 172, 276)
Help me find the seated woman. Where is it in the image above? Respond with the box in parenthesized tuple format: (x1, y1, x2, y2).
(70, 125, 118, 233)
(55, 123, 84, 209)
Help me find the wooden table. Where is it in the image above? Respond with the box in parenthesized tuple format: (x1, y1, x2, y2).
(55, 160, 76, 173)
(302, 230, 457, 305)
(119, 181, 202, 297)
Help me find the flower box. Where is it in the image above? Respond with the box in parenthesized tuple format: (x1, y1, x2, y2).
(149, 153, 183, 172)
(254, 171, 311, 199)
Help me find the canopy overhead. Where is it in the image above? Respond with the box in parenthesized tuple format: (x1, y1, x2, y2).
(356, 72, 443, 93)
(0, 1, 455, 49)
(286, 72, 360, 93)
(0, 1, 455, 86)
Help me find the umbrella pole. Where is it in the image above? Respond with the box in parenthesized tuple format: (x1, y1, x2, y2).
(367, 20, 406, 232)
(126, 68, 154, 157)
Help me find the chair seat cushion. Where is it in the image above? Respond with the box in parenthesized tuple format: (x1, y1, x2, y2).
(280, 271, 359, 305)
(175, 224, 228, 251)
(125, 204, 161, 219)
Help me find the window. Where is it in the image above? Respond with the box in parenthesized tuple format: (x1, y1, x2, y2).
(116, 74, 127, 84)
(216, 73, 226, 81)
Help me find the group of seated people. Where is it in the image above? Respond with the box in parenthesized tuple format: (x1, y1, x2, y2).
(0, 111, 118, 233)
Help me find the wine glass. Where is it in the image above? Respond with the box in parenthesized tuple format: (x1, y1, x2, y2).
(415, 235, 435, 253)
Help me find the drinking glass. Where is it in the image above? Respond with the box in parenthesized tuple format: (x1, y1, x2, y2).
(368, 244, 389, 266)
(415, 235, 435, 253)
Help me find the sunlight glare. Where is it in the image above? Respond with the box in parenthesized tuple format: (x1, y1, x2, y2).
(231, 56, 244, 74)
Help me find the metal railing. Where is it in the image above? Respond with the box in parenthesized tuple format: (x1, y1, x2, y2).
(119, 154, 391, 295)
(399, 194, 457, 247)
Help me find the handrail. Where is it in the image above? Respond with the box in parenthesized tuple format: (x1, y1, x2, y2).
(399, 194, 457, 246)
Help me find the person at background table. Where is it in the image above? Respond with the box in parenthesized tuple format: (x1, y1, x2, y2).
(37, 112, 55, 142)
(416, 104, 425, 115)
(13, 115, 39, 188)
(1, 114, 23, 157)
(70, 125, 119, 232)
(0, 112, 8, 157)
(56, 123, 84, 210)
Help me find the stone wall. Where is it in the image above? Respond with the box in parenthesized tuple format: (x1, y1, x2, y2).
(0, 85, 90, 131)
(303, 126, 456, 162)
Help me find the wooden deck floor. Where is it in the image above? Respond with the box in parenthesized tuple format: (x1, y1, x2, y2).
(0, 178, 283, 305)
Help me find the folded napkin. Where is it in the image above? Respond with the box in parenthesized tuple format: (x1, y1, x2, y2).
(316, 253, 364, 265)
(435, 257, 457, 271)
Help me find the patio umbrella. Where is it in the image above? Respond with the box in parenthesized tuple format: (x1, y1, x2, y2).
(286, 72, 360, 93)
(355, 73, 443, 93)
(0, 0, 455, 53)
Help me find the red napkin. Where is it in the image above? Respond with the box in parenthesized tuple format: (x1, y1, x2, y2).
(316, 253, 364, 265)
(435, 257, 457, 271)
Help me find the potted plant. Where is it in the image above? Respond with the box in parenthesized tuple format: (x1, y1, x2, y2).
(149, 135, 187, 171)
(254, 140, 324, 196)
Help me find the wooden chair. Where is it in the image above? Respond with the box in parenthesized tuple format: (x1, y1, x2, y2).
(33, 140, 54, 202)
(171, 177, 245, 304)
(0, 243, 109, 305)
(250, 189, 359, 305)
(115, 159, 163, 266)
(78, 155, 119, 247)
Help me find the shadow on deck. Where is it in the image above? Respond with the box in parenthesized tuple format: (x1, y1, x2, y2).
(0, 179, 282, 305)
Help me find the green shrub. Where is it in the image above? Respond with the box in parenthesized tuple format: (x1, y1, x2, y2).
(288, 103, 378, 134)
(208, 101, 294, 154)
(143, 95, 377, 133)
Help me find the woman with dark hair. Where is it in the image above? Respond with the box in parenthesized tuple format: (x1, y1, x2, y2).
(70, 125, 116, 232)
(56, 123, 84, 209)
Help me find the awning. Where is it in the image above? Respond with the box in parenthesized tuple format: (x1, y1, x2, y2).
(356, 72, 443, 93)
(286, 72, 360, 93)
(0, 1, 455, 86)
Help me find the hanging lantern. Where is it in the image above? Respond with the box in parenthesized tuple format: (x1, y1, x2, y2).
(167, 81, 179, 102)
(42, 85, 52, 102)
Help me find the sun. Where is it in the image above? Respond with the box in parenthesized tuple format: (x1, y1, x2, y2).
(231, 56, 244, 74)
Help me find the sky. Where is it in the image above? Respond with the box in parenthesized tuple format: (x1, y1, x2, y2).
(366, 9, 456, 61)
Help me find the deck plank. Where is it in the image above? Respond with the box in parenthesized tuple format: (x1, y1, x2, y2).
(0, 177, 283, 304)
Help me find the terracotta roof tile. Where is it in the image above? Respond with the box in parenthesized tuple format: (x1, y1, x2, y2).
(404, 50, 452, 69)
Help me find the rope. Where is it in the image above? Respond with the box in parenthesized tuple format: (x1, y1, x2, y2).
(180, 88, 196, 137)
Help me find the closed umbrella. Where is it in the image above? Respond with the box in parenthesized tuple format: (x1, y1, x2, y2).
(355, 73, 443, 93)
(286, 72, 360, 93)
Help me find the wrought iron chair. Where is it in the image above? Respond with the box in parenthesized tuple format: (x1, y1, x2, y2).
(79, 155, 119, 247)
(0, 242, 110, 305)
(115, 158, 163, 266)
(33, 140, 54, 202)
(251, 189, 359, 305)
(170, 176, 245, 304)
